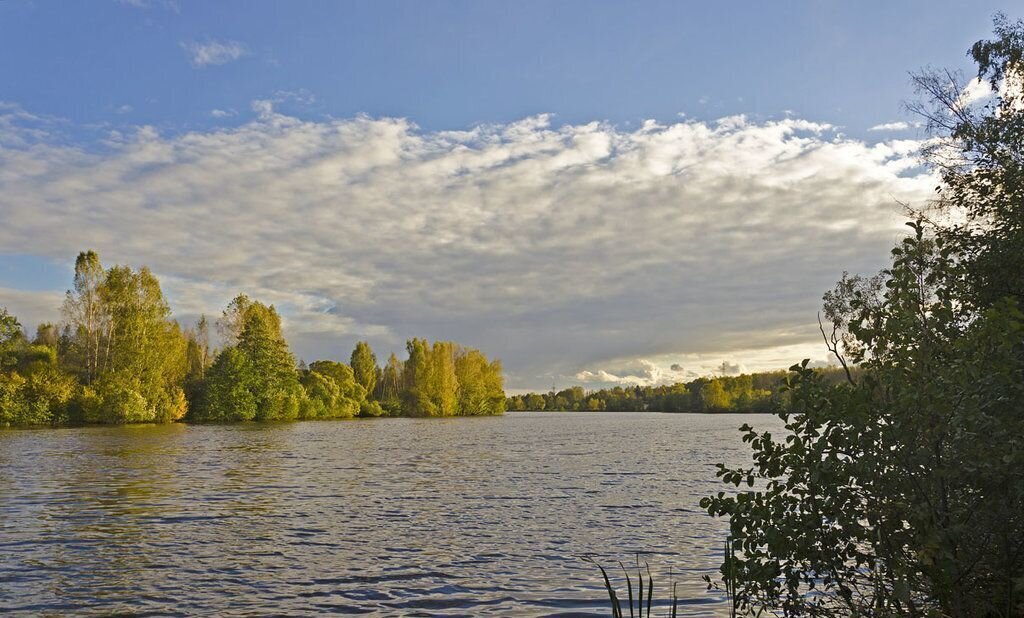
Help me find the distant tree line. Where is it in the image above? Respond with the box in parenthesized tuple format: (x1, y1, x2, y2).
(0, 251, 505, 426)
(507, 368, 852, 413)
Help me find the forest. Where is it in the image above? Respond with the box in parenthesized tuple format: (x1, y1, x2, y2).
(0, 251, 505, 426)
(507, 367, 851, 413)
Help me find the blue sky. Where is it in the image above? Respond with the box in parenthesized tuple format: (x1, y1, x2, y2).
(2, 1, 1013, 133)
(0, 2, 1017, 390)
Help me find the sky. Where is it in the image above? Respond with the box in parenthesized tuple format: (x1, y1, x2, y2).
(0, 1, 1017, 391)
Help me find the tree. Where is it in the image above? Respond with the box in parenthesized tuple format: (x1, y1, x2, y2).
(378, 352, 403, 415)
(429, 341, 459, 416)
(304, 360, 365, 419)
(698, 378, 730, 411)
(350, 341, 378, 399)
(194, 296, 303, 422)
(216, 293, 254, 344)
(300, 363, 362, 419)
(403, 338, 433, 416)
(193, 347, 258, 422)
(33, 322, 59, 348)
(86, 264, 188, 423)
(61, 250, 106, 384)
(184, 315, 211, 403)
(0, 307, 24, 369)
(701, 19, 1024, 616)
(234, 300, 302, 421)
(910, 13, 1024, 311)
(454, 347, 505, 415)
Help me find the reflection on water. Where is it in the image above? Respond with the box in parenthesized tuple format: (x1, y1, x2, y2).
(0, 412, 781, 616)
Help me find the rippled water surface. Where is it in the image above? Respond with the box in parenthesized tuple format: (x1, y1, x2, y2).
(0, 412, 782, 616)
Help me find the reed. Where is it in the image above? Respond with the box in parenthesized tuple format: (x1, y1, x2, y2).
(587, 541, 751, 618)
(583, 555, 676, 618)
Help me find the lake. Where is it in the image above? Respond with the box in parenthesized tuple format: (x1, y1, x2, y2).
(0, 411, 781, 616)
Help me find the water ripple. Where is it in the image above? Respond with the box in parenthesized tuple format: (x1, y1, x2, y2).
(0, 412, 781, 616)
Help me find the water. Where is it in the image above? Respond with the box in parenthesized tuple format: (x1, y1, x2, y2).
(0, 412, 781, 616)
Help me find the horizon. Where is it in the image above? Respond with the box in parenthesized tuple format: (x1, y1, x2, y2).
(1, 1, 1017, 391)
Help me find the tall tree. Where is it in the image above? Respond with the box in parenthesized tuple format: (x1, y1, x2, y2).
(61, 250, 107, 384)
(87, 264, 188, 423)
(350, 341, 378, 397)
(454, 347, 505, 415)
(184, 315, 211, 404)
(378, 352, 403, 415)
(402, 338, 433, 416)
(429, 341, 459, 416)
(234, 300, 302, 421)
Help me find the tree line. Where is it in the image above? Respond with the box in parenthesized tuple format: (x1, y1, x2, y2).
(507, 368, 852, 413)
(0, 252, 505, 426)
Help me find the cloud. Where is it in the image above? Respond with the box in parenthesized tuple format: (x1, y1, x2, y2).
(959, 77, 993, 107)
(210, 108, 238, 119)
(576, 359, 688, 387)
(180, 40, 247, 68)
(116, 0, 180, 10)
(868, 121, 914, 132)
(715, 360, 744, 376)
(0, 106, 935, 389)
(0, 288, 64, 331)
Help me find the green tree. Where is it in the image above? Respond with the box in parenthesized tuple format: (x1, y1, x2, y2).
(0, 307, 25, 370)
(193, 347, 258, 422)
(305, 360, 365, 418)
(429, 341, 459, 416)
(184, 315, 211, 403)
(87, 264, 188, 423)
(350, 341, 378, 399)
(378, 352, 403, 415)
(300, 363, 363, 419)
(454, 347, 505, 415)
(403, 338, 434, 416)
(235, 300, 302, 420)
(61, 250, 107, 384)
(699, 378, 730, 411)
(194, 296, 302, 422)
(702, 19, 1024, 615)
(524, 393, 546, 410)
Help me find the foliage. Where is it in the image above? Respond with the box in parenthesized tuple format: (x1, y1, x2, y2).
(400, 338, 504, 417)
(301, 360, 364, 419)
(350, 341, 378, 399)
(191, 347, 258, 422)
(1, 258, 506, 426)
(507, 369, 808, 413)
(701, 18, 1024, 616)
(192, 296, 303, 422)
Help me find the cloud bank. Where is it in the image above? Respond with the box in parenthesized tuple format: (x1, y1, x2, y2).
(0, 104, 933, 389)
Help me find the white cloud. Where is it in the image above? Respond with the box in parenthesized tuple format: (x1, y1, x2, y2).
(210, 108, 237, 118)
(0, 106, 935, 389)
(117, 0, 180, 10)
(868, 121, 914, 132)
(180, 40, 247, 68)
(959, 77, 994, 107)
(576, 359, 689, 387)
